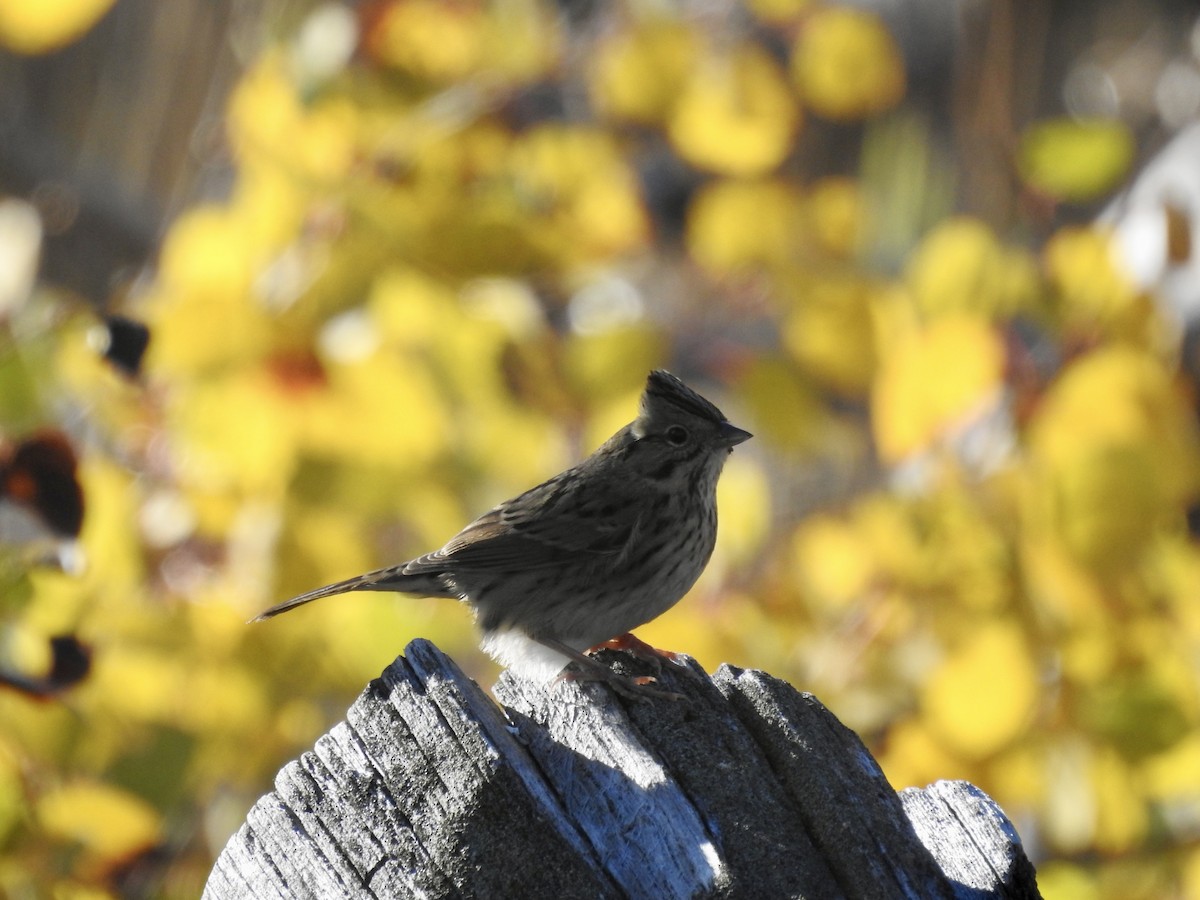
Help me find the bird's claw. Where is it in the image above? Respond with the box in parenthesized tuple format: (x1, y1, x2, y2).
(585, 632, 688, 672)
(557, 662, 684, 702)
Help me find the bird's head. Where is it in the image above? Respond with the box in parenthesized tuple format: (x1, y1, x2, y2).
(623, 369, 752, 486)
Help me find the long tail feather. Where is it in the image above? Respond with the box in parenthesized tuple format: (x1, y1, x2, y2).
(250, 565, 415, 622)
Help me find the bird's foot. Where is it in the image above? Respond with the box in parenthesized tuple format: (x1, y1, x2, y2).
(556, 663, 684, 702)
(586, 632, 688, 669)
(539, 635, 685, 701)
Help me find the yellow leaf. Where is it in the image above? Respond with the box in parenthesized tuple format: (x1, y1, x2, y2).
(229, 52, 358, 189)
(791, 515, 875, 612)
(25, 458, 145, 631)
(1020, 540, 1113, 676)
(906, 217, 1038, 318)
(478, 0, 559, 84)
(746, 0, 813, 24)
(292, 98, 359, 185)
(923, 486, 1012, 613)
(1183, 851, 1200, 900)
(714, 456, 771, 566)
(1043, 226, 1144, 331)
(921, 622, 1039, 759)
(0, 750, 22, 848)
(1030, 346, 1188, 472)
(75, 459, 145, 593)
(463, 401, 566, 493)
(168, 372, 298, 497)
(369, 266, 460, 351)
(1033, 862, 1096, 900)
(1077, 669, 1191, 760)
(876, 717, 965, 790)
(38, 780, 160, 862)
(988, 742, 1046, 809)
(807, 176, 865, 258)
(853, 495, 925, 586)
(276, 506, 380, 610)
(564, 325, 664, 412)
(737, 356, 824, 451)
(1089, 746, 1147, 853)
(0, 0, 115, 54)
(792, 7, 905, 121)
(686, 179, 803, 275)
(1043, 444, 1163, 570)
(590, 21, 699, 124)
(371, 0, 485, 81)
(1026, 347, 1200, 568)
(510, 125, 649, 260)
(146, 205, 276, 377)
(784, 275, 879, 394)
(669, 43, 799, 176)
(301, 353, 449, 472)
(156, 205, 259, 303)
(1018, 118, 1134, 202)
(1156, 539, 1200, 645)
(90, 646, 182, 723)
(175, 664, 270, 735)
(871, 315, 1005, 461)
(227, 55, 304, 168)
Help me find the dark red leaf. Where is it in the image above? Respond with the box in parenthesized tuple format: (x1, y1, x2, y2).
(1, 430, 85, 536)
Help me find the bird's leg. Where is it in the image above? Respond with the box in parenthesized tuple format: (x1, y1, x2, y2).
(538, 637, 684, 702)
(586, 632, 687, 669)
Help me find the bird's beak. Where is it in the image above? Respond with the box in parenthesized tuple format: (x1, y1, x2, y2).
(718, 422, 753, 448)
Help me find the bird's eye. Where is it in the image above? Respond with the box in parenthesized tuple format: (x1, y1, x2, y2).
(665, 425, 689, 446)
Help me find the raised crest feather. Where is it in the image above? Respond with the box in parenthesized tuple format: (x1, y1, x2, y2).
(642, 369, 726, 424)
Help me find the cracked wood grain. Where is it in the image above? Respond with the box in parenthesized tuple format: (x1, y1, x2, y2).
(204, 640, 1041, 899)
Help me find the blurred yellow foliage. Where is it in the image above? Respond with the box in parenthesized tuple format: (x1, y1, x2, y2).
(784, 274, 879, 394)
(0, 0, 115, 54)
(669, 43, 799, 176)
(871, 314, 1005, 461)
(37, 780, 160, 866)
(372, 0, 556, 86)
(714, 456, 772, 566)
(511, 125, 650, 259)
(590, 21, 699, 125)
(878, 718, 963, 790)
(1044, 226, 1150, 338)
(792, 515, 875, 611)
(373, 0, 486, 81)
(746, 0, 813, 23)
(1090, 746, 1147, 853)
(736, 357, 825, 451)
(298, 353, 450, 470)
(687, 178, 803, 276)
(1018, 117, 1136, 203)
(921, 622, 1039, 759)
(906, 217, 1038, 319)
(166, 373, 298, 498)
(229, 56, 358, 187)
(792, 7, 906, 121)
(1027, 346, 1198, 567)
(1035, 861, 1098, 900)
(806, 176, 866, 258)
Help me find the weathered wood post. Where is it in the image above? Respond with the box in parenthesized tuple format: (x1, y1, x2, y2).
(205, 640, 1040, 899)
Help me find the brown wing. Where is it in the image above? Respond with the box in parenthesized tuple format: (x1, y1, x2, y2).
(403, 464, 644, 575)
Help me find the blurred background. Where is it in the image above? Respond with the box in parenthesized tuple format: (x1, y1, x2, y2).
(2, 0, 1200, 896)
